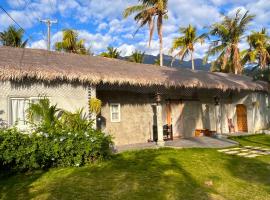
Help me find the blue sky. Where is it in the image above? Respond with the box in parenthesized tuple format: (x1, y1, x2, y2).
(1, 0, 270, 58)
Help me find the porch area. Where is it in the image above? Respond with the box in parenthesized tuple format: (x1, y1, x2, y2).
(115, 136, 238, 153)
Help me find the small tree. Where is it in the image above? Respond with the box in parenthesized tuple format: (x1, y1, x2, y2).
(129, 50, 145, 63)
(55, 29, 89, 55)
(100, 46, 121, 58)
(170, 24, 207, 70)
(0, 26, 28, 47)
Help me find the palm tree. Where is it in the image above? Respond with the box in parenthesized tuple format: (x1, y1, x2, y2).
(170, 24, 207, 70)
(55, 29, 88, 55)
(242, 28, 270, 69)
(0, 26, 28, 47)
(100, 46, 120, 58)
(129, 50, 145, 63)
(205, 9, 255, 74)
(123, 0, 168, 67)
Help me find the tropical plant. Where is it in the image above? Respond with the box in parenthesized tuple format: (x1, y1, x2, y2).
(0, 26, 28, 47)
(129, 50, 145, 63)
(100, 46, 121, 58)
(154, 58, 160, 66)
(89, 98, 102, 115)
(59, 109, 92, 132)
(205, 9, 255, 74)
(55, 29, 88, 54)
(242, 28, 270, 69)
(27, 97, 60, 130)
(123, 0, 168, 66)
(170, 24, 207, 70)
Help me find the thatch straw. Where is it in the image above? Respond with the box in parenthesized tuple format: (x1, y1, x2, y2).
(0, 46, 268, 92)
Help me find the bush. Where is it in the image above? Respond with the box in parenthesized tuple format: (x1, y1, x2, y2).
(0, 98, 113, 172)
(0, 127, 112, 171)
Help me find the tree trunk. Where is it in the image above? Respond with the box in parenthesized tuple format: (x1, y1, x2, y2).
(157, 15, 163, 67)
(191, 51, 195, 70)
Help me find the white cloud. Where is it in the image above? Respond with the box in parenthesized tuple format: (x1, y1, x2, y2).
(3, 0, 269, 59)
(97, 22, 108, 31)
(29, 39, 47, 49)
(118, 44, 136, 57)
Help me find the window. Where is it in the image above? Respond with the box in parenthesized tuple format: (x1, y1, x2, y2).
(110, 103, 121, 122)
(9, 97, 46, 126)
(10, 98, 30, 126)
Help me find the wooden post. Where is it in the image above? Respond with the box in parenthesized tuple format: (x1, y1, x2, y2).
(88, 85, 97, 129)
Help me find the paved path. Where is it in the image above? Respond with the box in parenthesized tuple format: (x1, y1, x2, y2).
(116, 136, 238, 153)
(218, 146, 270, 158)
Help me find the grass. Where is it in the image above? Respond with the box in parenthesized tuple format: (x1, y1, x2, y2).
(0, 135, 270, 200)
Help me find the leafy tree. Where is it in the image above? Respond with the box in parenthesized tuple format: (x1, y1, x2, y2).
(242, 28, 270, 69)
(129, 50, 145, 63)
(123, 0, 168, 66)
(100, 46, 121, 58)
(55, 29, 89, 54)
(0, 26, 28, 47)
(205, 9, 255, 74)
(170, 24, 207, 70)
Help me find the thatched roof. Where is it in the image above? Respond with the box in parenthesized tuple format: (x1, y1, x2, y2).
(0, 46, 268, 92)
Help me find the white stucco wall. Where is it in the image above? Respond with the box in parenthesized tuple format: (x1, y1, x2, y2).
(0, 81, 89, 126)
(166, 91, 270, 138)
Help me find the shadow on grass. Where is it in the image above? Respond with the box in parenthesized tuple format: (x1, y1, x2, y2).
(0, 149, 215, 200)
(0, 170, 45, 200)
(231, 135, 270, 148)
(225, 155, 270, 187)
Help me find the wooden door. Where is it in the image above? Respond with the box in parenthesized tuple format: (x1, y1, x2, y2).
(165, 103, 173, 140)
(236, 104, 248, 132)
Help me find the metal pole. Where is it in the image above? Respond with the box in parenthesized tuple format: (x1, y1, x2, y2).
(47, 21, 51, 51)
(39, 19, 57, 51)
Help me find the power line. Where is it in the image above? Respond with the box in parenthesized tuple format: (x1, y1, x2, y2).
(0, 5, 32, 40)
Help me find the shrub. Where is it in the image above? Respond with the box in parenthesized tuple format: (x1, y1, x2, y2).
(0, 127, 112, 171)
(0, 97, 113, 172)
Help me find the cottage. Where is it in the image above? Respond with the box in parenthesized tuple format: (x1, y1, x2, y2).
(0, 47, 269, 145)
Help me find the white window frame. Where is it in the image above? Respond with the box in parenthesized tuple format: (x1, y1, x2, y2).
(110, 103, 121, 123)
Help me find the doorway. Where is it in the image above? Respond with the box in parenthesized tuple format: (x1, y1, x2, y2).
(236, 104, 248, 132)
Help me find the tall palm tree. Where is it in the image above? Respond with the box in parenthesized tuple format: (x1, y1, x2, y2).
(205, 9, 255, 74)
(55, 29, 88, 55)
(242, 28, 270, 69)
(123, 0, 168, 67)
(100, 46, 121, 58)
(170, 24, 207, 70)
(129, 50, 145, 63)
(0, 26, 28, 47)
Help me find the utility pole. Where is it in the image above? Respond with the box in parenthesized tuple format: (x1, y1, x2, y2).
(39, 19, 57, 51)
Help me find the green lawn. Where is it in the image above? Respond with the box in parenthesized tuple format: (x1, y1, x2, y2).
(1, 135, 270, 200)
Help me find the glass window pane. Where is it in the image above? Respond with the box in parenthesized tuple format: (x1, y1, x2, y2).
(112, 113, 119, 120)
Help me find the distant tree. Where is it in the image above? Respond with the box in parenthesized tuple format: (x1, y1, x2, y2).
(242, 28, 270, 69)
(123, 0, 168, 67)
(100, 46, 121, 58)
(0, 26, 28, 47)
(154, 58, 160, 66)
(55, 29, 89, 54)
(170, 24, 207, 70)
(129, 50, 145, 63)
(205, 9, 255, 74)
